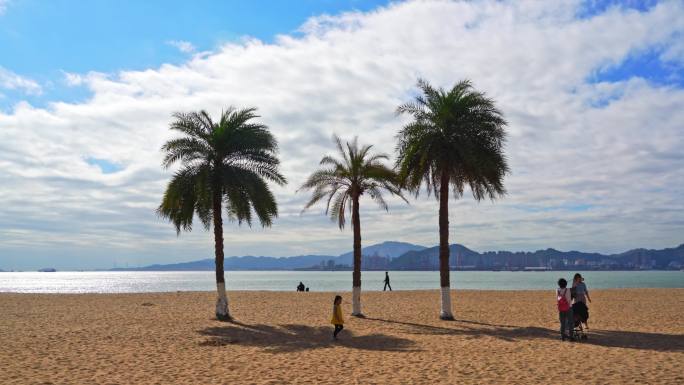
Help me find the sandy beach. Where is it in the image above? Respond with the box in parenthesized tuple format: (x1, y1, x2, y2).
(1, 289, 682, 384)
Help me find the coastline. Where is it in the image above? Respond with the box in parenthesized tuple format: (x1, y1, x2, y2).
(1, 271, 682, 294)
(1, 289, 683, 384)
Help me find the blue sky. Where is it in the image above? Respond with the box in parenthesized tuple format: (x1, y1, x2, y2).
(2, 0, 679, 110)
(0, 0, 389, 108)
(576, 0, 658, 17)
(1, 0, 683, 270)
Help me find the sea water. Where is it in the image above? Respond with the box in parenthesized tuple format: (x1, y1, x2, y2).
(0, 270, 681, 293)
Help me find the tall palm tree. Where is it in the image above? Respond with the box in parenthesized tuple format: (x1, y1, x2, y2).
(396, 79, 509, 320)
(299, 135, 404, 316)
(158, 107, 286, 321)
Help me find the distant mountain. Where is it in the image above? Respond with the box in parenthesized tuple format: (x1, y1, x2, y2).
(614, 244, 684, 267)
(114, 259, 214, 271)
(112, 241, 427, 271)
(110, 242, 684, 271)
(389, 243, 684, 270)
(111, 254, 335, 271)
(390, 244, 479, 269)
(335, 241, 427, 265)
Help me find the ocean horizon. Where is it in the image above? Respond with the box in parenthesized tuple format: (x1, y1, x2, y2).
(1, 270, 681, 294)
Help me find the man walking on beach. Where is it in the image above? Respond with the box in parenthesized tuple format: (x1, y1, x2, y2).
(383, 271, 392, 291)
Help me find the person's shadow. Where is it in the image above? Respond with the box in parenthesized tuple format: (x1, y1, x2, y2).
(198, 321, 417, 353)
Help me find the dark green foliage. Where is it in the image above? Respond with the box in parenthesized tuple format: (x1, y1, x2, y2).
(158, 107, 286, 233)
(396, 79, 509, 200)
(299, 135, 404, 228)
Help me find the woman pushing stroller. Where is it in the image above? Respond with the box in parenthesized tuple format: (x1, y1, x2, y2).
(556, 274, 592, 341)
(572, 273, 591, 329)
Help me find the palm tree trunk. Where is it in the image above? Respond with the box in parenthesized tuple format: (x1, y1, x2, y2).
(439, 170, 454, 320)
(213, 191, 231, 321)
(351, 193, 363, 317)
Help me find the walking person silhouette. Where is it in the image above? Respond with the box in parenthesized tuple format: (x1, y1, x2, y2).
(383, 271, 392, 291)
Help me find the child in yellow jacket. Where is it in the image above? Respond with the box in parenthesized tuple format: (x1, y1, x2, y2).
(331, 295, 344, 340)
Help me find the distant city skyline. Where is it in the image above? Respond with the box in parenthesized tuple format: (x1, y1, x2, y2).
(3, 239, 682, 271)
(2, 0, 684, 270)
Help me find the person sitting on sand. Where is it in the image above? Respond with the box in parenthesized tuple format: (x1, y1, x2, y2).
(331, 295, 344, 340)
(557, 278, 574, 341)
(297, 282, 305, 292)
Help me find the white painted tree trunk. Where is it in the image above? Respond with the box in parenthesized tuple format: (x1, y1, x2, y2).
(440, 286, 453, 320)
(215, 282, 230, 320)
(352, 286, 362, 316)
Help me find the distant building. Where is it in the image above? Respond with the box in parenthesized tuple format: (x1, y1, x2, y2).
(524, 266, 550, 271)
(363, 253, 389, 270)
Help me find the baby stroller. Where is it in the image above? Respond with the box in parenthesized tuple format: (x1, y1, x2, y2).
(571, 302, 589, 341)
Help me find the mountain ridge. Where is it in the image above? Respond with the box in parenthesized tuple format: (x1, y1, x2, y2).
(110, 241, 424, 271)
(110, 242, 684, 271)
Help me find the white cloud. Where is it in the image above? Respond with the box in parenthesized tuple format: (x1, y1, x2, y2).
(0, 67, 42, 95)
(660, 34, 684, 66)
(0, 0, 8, 15)
(62, 72, 84, 86)
(1, 0, 684, 269)
(166, 40, 196, 54)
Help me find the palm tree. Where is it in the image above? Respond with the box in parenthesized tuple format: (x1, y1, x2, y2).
(299, 135, 404, 316)
(158, 107, 286, 321)
(396, 79, 509, 320)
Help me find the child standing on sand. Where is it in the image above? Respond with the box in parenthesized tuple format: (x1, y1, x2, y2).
(557, 278, 574, 341)
(331, 295, 344, 340)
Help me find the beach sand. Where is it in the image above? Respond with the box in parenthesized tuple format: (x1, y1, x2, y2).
(1, 288, 682, 384)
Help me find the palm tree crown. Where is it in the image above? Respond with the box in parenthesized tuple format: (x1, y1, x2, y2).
(300, 135, 403, 227)
(158, 107, 286, 231)
(396, 79, 509, 199)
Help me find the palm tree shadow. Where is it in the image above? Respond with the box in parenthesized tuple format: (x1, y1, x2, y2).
(198, 322, 418, 353)
(363, 317, 546, 343)
(363, 317, 684, 352)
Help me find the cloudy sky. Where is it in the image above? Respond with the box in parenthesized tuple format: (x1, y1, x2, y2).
(1, 0, 683, 270)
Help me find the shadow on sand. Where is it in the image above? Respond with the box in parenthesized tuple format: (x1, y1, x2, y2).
(198, 318, 683, 353)
(198, 321, 417, 353)
(363, 317, 684, 352)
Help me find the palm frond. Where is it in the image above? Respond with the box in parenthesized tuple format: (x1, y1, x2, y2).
(329, 190, 350, 229)
(161, 137, 211, 169)
(170, 112, 211, 140)
(332, 134, 351, 168)
(367, 186, 389, 211)
(157, 165, 209, 234)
